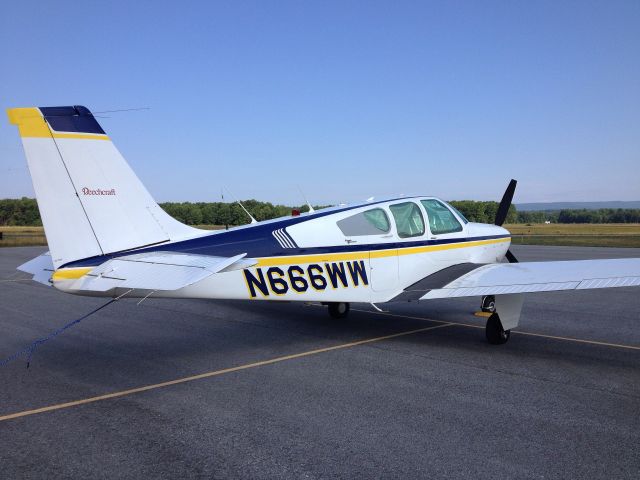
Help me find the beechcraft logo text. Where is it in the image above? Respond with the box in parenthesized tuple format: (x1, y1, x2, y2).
(82, 187, 116, 195)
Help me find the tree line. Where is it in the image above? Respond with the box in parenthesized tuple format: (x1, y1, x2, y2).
(448, 200, 518, 224)
(0, 197, 319, 227)
(1, 197, 640, 226)
(556, 209, 640, 223)
(160, 200, 319, 226)
(449, 201, 640, 224)
(0, 198, 42, 226)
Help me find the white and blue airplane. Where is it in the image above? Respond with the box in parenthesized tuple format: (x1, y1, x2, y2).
(8, 106, 640, 344)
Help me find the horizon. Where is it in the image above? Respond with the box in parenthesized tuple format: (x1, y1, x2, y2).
(1, 1, 638, 205)
(2, 195, 639, 209)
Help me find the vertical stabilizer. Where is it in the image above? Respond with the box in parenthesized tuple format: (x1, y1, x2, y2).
(8, 106, 197, 269)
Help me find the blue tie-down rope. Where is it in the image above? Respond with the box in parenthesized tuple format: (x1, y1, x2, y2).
(0, 298, 117, 368)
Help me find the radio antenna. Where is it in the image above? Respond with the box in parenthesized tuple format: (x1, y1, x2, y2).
(224, 187, 257, 224)
(297, 185, 315, 213)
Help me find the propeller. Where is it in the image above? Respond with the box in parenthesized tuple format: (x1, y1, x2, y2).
(494, 179, 517, 226)
(504, 249, 518, 263)
(495, 179, 518, 263)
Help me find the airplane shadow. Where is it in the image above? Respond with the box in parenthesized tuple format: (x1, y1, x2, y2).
(5, 297, 634, 387)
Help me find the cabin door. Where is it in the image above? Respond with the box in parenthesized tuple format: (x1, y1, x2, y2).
(369, 249, 399, 292)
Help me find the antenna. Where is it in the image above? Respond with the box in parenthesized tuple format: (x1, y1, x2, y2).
(297, 185, 315, 213)
(223, 187, 258, 224)
(92, 107, 151, 114)
(221, 188, 228, 230)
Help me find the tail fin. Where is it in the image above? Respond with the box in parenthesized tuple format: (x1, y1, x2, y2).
(7, 106, 197, 269)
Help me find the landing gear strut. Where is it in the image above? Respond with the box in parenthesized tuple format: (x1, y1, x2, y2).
(328, 302, 350, 319)
(481, 295, 496, 313)
(485, 313, 510, 345)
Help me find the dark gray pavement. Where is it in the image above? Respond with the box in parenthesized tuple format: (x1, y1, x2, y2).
(0, 245, 639, 479)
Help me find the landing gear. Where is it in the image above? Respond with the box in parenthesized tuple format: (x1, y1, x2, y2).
(485, 313, 510, 345)
(481, 295, 496, 313)
(328, 302, 350, 319)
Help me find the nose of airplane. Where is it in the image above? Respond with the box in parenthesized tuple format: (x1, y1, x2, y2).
(466, 222, 510, 238)
(495, 225, 510, 237)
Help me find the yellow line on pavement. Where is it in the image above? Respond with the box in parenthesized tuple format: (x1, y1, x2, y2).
(354, 309, 640, 351)
(510, 330, 640, 350)
(0, 323, 452, 423)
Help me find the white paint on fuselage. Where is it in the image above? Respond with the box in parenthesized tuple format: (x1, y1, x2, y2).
(54, 196, 511, 304)
(166, 236, 509, 303)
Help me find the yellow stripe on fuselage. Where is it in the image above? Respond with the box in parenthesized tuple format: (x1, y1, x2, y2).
(256, 237, 510, 267)
(7, 107, 110, 140)
(51, 238, 508, 283)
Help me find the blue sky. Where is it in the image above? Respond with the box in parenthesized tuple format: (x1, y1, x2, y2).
(1, 0, 638, 205)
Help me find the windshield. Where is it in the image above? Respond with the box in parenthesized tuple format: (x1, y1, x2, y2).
(421, 200, 464, 234)
(445, 202, 469, 224)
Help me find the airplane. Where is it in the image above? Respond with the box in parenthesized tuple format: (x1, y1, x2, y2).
(7, 105, 640, 345)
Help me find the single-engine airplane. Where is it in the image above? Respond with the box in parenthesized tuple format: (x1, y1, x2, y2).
(8, 106, 640, 344)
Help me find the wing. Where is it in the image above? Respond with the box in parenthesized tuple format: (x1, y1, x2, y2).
(395, 259, 640, 300)
(69, 251, 256, 292)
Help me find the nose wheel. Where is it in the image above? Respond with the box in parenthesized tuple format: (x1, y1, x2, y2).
(485, 313, 510, 344)
(328, 302, 350, 319)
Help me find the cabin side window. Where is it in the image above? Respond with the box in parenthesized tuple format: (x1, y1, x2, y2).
(337, 208, 391, 236)
(389, 202, 425, 238)
(421, 199, 463, 234)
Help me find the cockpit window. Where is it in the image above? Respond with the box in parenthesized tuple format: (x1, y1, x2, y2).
(337, 208, 390, 236)
(421, 200, 463, 234)
(389, 202, 425, 238)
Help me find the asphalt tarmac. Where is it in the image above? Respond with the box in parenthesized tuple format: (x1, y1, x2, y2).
(1, 245, 638, 479)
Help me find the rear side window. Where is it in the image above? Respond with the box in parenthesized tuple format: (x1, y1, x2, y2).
(421, 200, 463, 234)
(389, 202, 425, 238)
(337, 208, 390, 236)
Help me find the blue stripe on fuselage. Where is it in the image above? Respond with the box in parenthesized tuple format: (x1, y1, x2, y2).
(60, 198, 509, 269)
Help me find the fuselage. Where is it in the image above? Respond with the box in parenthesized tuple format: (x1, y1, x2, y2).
(53, 196, 511, 303)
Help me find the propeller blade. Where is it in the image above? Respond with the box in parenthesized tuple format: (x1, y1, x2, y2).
(494, 179, 517, 226)
(505, 249, 519, 263)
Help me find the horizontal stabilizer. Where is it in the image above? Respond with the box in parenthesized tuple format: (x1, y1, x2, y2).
(17, 252, 54, 286)
(416, 258, 640, 299)
(70, 252, 256, 292)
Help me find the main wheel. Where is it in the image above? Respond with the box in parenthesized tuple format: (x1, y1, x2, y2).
(485, 313, 510, 344)
(481, 295, 496, 313)
(328, 302, 350, 319)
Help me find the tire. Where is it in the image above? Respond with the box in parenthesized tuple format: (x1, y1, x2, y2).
(481, 295, 496, 313)
(485, 313, 510, 345)
(328, 302, 350, 319)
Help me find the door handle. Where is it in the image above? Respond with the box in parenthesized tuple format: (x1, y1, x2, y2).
(381, 234, 393, 238)
(345, 238, 357, 244)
